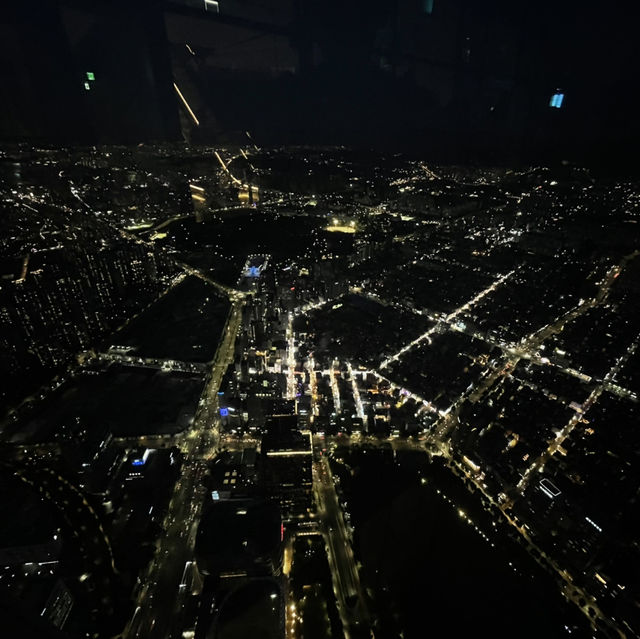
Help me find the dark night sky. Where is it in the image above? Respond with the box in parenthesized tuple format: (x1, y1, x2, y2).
(1, 0, 639, 168)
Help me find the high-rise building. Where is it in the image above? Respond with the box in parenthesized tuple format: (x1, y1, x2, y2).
(261, 415, 313, 523)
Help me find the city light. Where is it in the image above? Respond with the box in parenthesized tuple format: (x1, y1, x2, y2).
(549, 92, 565, 108)
(2, 141, 636, 639)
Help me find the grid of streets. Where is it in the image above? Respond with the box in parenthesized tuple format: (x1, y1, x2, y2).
(1, 146, 640, 639)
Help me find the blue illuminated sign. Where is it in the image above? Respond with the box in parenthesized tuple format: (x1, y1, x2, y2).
(549, 93, 564, 108)
(248, 266, 260, 277)
(131, 449, 151, 466)
(220, 407, 229, 417)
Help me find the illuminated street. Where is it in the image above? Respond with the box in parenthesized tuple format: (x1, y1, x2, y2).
(123, 300, 244, 639)
(313, 444, 370, 639)
(2, 49, 640, 639)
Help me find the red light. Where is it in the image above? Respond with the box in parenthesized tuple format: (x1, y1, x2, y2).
(280, 523, 284, 542)
(290, 287, 295, 291)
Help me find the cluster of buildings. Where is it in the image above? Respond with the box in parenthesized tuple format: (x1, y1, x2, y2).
(1, 144, 639, 637)
(0, 153, 181, 416)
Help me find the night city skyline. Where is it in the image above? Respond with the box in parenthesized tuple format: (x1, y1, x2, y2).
(1, 2, 640, 639)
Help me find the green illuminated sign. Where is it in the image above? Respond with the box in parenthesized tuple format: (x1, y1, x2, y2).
(86, 72, 95, 81)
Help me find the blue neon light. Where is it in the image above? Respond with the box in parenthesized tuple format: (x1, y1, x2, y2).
(132, 449, 151, 466)
(550, 93, 564, 109)
(219, 407, 229, 417)
(248, 266, 260, 277)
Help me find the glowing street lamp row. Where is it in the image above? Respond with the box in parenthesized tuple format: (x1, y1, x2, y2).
(380, 269, 515, 369)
